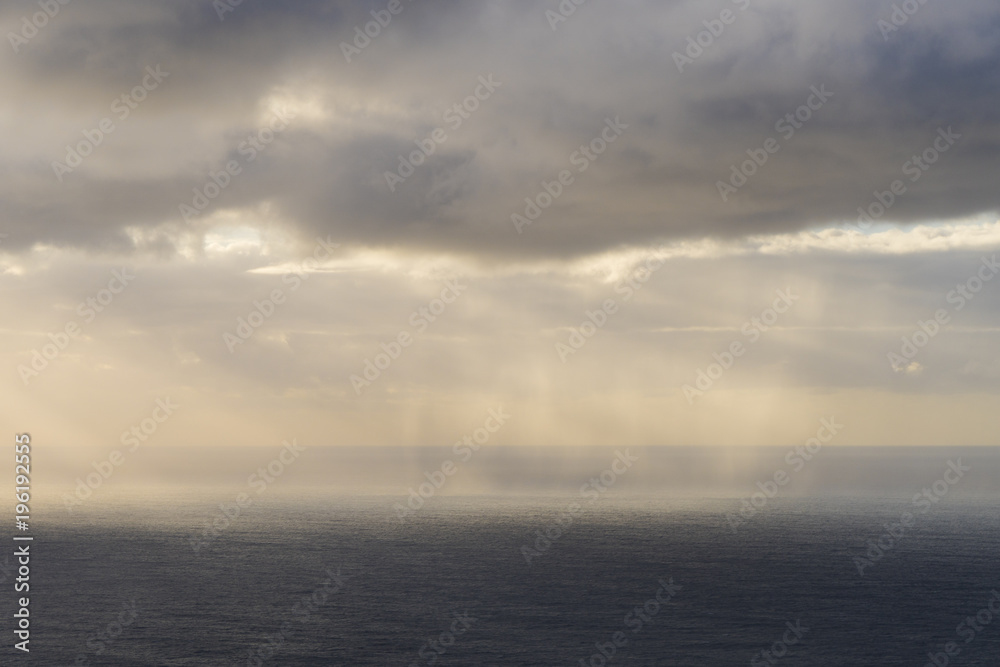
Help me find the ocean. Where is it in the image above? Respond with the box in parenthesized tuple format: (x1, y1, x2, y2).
(10, 496, 1000, 665)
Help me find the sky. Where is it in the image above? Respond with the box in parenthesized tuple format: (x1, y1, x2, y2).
(3, 0, 1000, 485)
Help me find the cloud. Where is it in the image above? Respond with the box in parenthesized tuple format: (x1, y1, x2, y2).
(4, 0, 1000, 456)
(3, 218, 1000, 451)
(0, 0, 998, 258)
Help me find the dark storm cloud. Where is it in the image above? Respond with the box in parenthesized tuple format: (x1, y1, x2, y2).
(1, 0, 999, 257)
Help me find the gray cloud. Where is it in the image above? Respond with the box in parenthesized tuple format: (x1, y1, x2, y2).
(1, 0, 998, 257)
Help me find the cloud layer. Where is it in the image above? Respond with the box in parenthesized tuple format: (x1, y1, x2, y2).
(1, 0, 999, 257)
(3, 0, 1000, 461)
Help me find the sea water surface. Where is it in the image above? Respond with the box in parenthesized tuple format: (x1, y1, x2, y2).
(9, 496, 1000, 665)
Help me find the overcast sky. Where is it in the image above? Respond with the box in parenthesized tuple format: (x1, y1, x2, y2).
(3, 0, 1000, 478)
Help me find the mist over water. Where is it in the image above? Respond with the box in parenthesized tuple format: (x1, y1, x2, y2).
(28, 445, 1000, 501)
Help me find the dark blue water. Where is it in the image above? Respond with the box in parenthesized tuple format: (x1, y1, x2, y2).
(9, 497, 1000, 665)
